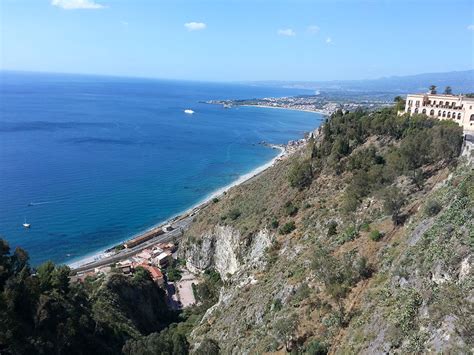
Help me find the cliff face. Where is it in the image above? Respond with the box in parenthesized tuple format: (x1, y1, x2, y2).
(181, 225, 273, 280)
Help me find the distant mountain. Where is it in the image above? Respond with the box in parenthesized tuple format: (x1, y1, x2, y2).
(251, 70, 474, 94)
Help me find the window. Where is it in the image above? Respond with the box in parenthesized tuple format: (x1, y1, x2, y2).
(433, 100, 436, 105)
(414, 108, 419, 114)
(430, 109, 434, 116)
(447, 112, 451, 118)
(440, 101, 444, 106)
(457, 113, 462, 119)
(415, 101, 420, 107)
(422, 109, 426, 114)
(471, 114, 474, 121)
(442, 111, 446, 117)
(438, 110, 442, 116)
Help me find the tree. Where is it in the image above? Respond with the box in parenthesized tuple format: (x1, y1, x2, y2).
(429, 85, 437, 94)
(444, 86, 452, 95)
(381, 187, 406, 225)
(194, 338, 220, 355)
(394, 96, 406, 111)
(288, 160, 313, 190)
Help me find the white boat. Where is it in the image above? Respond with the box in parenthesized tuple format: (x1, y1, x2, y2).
(184, 109, 194, 115)
(23, 218, 31, 229)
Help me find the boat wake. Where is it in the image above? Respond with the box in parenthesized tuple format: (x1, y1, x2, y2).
(28, 199, 64, 207)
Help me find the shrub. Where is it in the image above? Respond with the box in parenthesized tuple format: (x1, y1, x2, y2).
(369, 230, 384, 241)
(339, 226, 359, 244)
(279, 221, 296, 235)
(228, 209, 241, 220)
(272, 298, 283, 312)
(327, 221, 338, 236)
(288, 159, 313, 190)
(194, 338, 220, 355)
(270, 218, 279, 229)
(355, 256, 373, 279)
(359, 222, 371, 232)
(212, 197, 219, 203)
(424, 199, 442, 216)
(304, 339, 328, 355)
(284, 201, 299, 216)
(292, 283, 311, 303)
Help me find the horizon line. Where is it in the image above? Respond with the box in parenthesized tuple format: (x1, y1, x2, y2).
(1, 68, 473, 86)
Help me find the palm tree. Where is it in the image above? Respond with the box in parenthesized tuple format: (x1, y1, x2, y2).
(429, 85, 437, 94)
(444, 86, 452, 95)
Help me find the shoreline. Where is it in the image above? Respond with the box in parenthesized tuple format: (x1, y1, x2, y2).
(241, 104, 331, 116)
(68, 145, 286, 270)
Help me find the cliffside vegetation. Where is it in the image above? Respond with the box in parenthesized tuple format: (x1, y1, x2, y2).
(0, 241, 181, 354)
(179, 107, 472, 353)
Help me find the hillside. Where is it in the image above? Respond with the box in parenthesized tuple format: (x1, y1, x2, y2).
(176, 107, 472, 353)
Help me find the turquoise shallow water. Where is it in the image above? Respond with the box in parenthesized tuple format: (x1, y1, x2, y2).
(0, 71, 324, 265)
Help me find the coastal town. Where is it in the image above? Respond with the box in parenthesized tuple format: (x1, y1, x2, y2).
(206, 91, 394, 115)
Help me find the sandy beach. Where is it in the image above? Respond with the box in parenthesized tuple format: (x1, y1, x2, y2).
(67, 145, 286, 269)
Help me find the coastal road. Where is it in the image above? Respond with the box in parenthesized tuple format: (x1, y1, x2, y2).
(71, 214, 194, 274)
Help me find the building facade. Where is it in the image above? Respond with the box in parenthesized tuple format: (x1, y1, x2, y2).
(403, 94, 474, 131)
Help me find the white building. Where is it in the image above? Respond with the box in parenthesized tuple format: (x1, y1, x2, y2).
(403, 93, 474, 131)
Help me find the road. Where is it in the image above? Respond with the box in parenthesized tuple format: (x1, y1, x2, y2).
(71, 214, 194, 274)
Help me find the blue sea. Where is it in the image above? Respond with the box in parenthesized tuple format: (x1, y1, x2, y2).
(0, 71, 323, 266)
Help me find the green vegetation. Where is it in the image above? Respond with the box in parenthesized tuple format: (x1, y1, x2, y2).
(194, 338, 220, 355)
(270, 218, 279, 229)
(304, 339, 328, 355)
(381, 187, 406, 224)
(369, 229, 384, 241)
(312, 246, 372, 325)
(193, 269, 222, 307)
(284, 201, 299, 216)
(279, 221, 296, 235)
(424, 199, 442, 216)
(293, 108, 462, 221)
(0, 239, 177, 354)
(165, 259, 183, 282)
(327, 221, 338, 236)
(227, 208, 241, 221)
(288, 160, 313, 190)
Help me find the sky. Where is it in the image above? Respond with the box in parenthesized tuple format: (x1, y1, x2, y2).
(1, 0, 473, 82)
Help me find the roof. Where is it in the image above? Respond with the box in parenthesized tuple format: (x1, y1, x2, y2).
(407, 93, 474, 101)
(137, 263, 163, 280)
(157, 252, 171, 260)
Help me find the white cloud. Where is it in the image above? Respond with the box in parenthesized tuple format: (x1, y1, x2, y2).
(468, 24, 474, 31)
(277, 28, 296, 37)
(51, 0, 105, 9)
(307, 25, 320, 34)
(121, 21, 129, 26)
(325, 37, 332, 44)
(184, 22, 207, 31)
